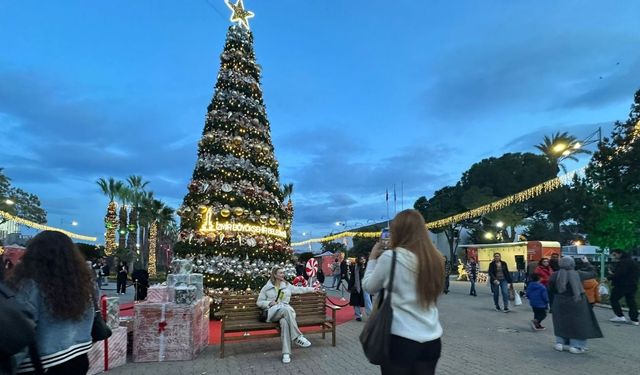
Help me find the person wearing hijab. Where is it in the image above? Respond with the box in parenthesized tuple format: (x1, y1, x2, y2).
(548, 256, 603, 354)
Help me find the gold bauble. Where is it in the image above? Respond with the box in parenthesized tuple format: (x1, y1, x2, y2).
(259, 215, 268, 224)
(233, 207, 244, 216)
(220, 208, 231, 218)
(268, 217, 277, 226)
(255, 210, 261, 215)
(233, 136, 242, 145)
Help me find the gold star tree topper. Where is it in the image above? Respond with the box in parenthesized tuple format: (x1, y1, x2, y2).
(225, 0, 255, 30)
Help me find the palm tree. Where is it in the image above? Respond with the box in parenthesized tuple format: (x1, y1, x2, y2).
(136, 191, 156, 269)
(96, 178, 123, 255)
(535, 132, 592, 173)
(115, 184, 131, 250)
(281, 183, 294, 202)
(126, 175, 149, 255)
(141, 198, 175, 277)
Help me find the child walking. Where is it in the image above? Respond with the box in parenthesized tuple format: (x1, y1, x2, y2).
(526, 273, 549, 331)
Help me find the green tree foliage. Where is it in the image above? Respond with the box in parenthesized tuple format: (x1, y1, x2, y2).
(0, 168, 47, 225)
(581, 89, 640, 251)
(349, 236, 377, 258)
(320, 241, 346, 254)
(459, 153, 558, 242)
(414, 186, 465, 266)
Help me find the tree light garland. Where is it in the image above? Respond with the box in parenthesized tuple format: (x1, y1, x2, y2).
(291, 169, 583, 246)
(148, 221, 158, 277)
(0, 210, 97, 242)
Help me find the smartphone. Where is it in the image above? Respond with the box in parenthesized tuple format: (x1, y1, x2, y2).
(380, 228, 390, 249)
(380, 228, 390, 240)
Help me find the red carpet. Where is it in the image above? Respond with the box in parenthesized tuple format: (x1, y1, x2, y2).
(119, 302, 355, 345)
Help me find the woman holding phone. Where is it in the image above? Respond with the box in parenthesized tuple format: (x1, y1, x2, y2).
(257, 266, 317, 364)
(363, 209, 445, 375)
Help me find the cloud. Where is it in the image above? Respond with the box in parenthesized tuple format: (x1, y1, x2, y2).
(423, 31, 640, 121)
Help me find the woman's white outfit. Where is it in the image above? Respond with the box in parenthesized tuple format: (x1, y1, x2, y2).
(362, 248, 443, 343)
(257, 280, 314, 355)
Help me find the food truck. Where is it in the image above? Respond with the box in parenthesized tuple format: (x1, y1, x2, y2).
(459, 241, 561, 281)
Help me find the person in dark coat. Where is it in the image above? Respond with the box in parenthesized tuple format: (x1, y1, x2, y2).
(443, 256, 451, 294)
(116, 261, 128, 295)
(335, 253, 349, 291)
(488, 253, 513, 312)
(131, 268, 149, 301)
(607, 249, 639, 325)
(348, 257, 368, 321)
(549, 256, 603, 354)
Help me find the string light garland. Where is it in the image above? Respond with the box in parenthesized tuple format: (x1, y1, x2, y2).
(148, 221, 158, 277)
(291, 169, 583, 246)
(0, 210, 97, 242)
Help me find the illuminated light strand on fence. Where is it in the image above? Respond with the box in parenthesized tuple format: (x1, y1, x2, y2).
(291, 169, 583, 246)
(0, 210, 97, 242)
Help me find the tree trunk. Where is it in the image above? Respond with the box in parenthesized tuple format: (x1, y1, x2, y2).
(118, 205, 127, 249)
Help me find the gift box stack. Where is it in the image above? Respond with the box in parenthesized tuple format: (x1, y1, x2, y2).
(88, 297, 128, 374)
(133, 259, 209, 362)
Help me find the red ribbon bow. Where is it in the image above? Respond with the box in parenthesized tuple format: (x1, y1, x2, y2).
(158, 321, 167, 333)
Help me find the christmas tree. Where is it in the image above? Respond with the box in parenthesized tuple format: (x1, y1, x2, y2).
(175, 0, 294, 290)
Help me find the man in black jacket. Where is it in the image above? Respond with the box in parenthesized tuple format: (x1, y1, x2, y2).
(607, 249, 639, 325)
(488, 252, 513, 312)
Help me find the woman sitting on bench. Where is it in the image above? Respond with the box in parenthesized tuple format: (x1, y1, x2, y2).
(257, 266, 317, 364)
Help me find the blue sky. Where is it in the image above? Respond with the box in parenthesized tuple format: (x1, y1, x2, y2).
(1, 0, 638, 248)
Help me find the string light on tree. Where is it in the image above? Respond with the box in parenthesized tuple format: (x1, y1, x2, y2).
(148, 221, 158, 277)
(175, 1, 294, 292)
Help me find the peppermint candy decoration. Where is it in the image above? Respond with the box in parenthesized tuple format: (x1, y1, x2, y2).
(292, 276, 307, 287)
(312, 281, 322, 290)
(305, 258, 318, 277)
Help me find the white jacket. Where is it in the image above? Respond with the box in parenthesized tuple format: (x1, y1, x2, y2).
(257, 280, 314, 322)
(362, 248, 443, 343)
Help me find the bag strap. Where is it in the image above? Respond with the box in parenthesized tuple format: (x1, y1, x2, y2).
(387, 251, 398, 296)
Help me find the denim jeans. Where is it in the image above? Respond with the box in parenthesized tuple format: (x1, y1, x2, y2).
(491, 280, 509, 308)
(363, 291, 373, 314)
(469, 281, 476, 295)
(556, 336, 587, 349)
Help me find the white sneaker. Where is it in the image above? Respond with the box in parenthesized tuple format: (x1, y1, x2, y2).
(609, 316, 627, 323)
(282, 354, 290, 363)
(293, 335, 311, 348)
(631, 321, 639, 326)
(554, 343, 564, 352)
(569, 347, 585, 354)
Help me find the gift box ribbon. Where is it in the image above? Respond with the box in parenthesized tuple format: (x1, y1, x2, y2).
(158, 304, 167, 361)
(101, 295, 109, 371)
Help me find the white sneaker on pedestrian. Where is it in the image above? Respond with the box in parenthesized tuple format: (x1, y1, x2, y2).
(569, 347, 585, 354)
(631, 321, 639, 326)
(293, 335, 311, 348)
(609, 316, 627, 323)
(554, 343, 564, 352)
(282, 354, 290, 363)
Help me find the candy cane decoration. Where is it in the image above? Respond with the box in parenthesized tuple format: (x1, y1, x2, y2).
(292, 276, 307, 287)
(305, 258, 318, 278)
(312, 280, 321, 290)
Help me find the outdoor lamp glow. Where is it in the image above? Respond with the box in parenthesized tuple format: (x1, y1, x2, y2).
(572, 142, 582, 149)
(71, 220, 78, 226)
(484, 232, 494, 240)
(4, 199, 14, 205)
(562, 150, 571, 156)
(552, 143, 567, 153)
(496, 221, 504, 228)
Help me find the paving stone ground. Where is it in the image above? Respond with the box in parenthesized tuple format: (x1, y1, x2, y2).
(110, 279, 639, 374)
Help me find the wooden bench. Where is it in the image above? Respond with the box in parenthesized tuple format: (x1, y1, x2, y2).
(219, 292, 340, 358)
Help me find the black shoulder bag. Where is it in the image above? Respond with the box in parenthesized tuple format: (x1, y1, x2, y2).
(91, 296, 112, 342)
(359, 251, 397, 365)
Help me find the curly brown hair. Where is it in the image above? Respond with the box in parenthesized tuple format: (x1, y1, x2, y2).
(9, 230, 93, 320)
